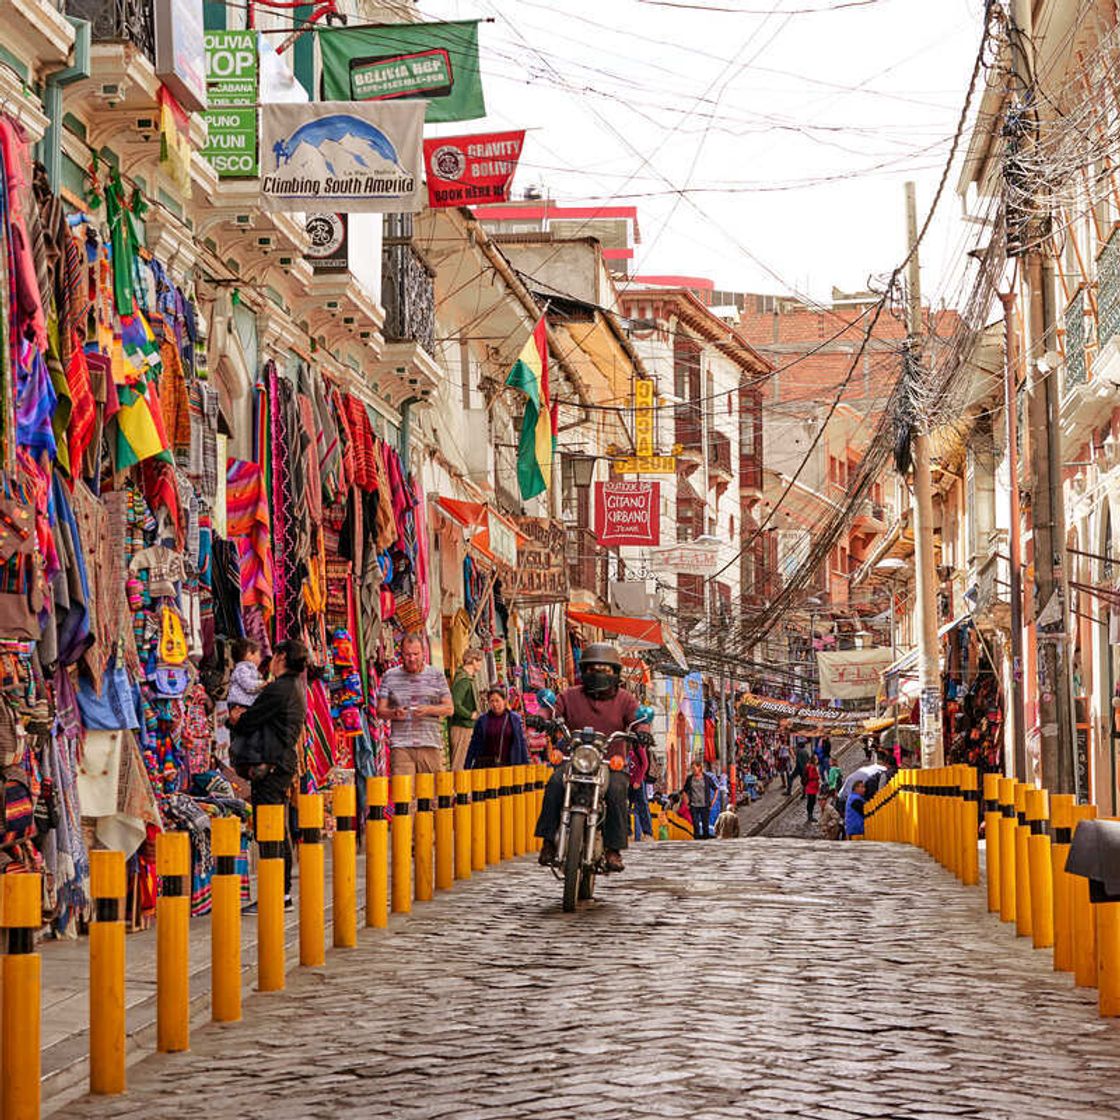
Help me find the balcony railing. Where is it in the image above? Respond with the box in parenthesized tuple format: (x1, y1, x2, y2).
(1098, 226, 1120, 351)
(710, 429, 732, 478)
(67, 0, 155, 62)
(674, 403, 702, 455)
(382, 239, 437, 357)
(566, 526, 607, 600)
(1064, 288, 1088, 392)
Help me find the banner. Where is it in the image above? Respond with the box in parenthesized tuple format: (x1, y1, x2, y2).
(815, 648, 894, 700)
(424, 130, 524, 209)
(649, 540, 719, 574)
(202, 30, 258, 178)
(305, 213, 348, 273)
(735, 692, 873, 730)
(260, 102, 424, 213)
(594, 481, 660, 547)
(319, 20, 485, 123)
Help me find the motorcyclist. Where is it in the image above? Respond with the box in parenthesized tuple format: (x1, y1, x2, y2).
(533, 643, 649, 872)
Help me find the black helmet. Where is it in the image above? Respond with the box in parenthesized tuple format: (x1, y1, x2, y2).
(580, 642, 622, 699)
(580, 642, 622, 670)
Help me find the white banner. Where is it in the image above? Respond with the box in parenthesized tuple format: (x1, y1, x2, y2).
(260, 102, 424, 213)
(816, 647, 894, 700)
(649, 541, 720, 574)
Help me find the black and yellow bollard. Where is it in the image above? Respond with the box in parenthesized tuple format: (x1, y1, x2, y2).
(454, 769, 472, 880)
(414, 773, 435, 902)
(435, 771, 455, 890)
(210, 816, 242, 1023)
(156, 831, 191, 1052)
(512, 764, 528, 857)
(298, 793, 326, 967)
(365, 776, 388, 929)
(2, 872, 41, 1120)
(1072, 802, 1099, 988)
(499, 765, 515, 861)
(89, 850, 126, 1093)
(332, 784, 358, 949)
(997, 777, 1017, 924)
(391, 773, 414, 913)
(1097, 879, 1120, 1016)
(1014, 782, 1033, 939)
(535, 763, 548, 850)
(255, 802, 287, 992)
(1025, 787, 1053, 950)
(982, 772, 1001, 913)
(960, 766, 979, 886)
(486, 767, 502, 865)
(1050, 793, 1076, 973)
(471, 768, 488, 870)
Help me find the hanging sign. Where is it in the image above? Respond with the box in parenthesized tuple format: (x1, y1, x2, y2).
(305, 213, 348, 273)
(611, 455, 676, 474)
(594, 481, 660, 547)
(319, 20, 486, 123)
(649, 540, 720, 574)
(513, 517, 569, 603)
(260, 102, 424, 213)
(815, 648, 894, 700)
(154, 0, 207, 113)
(423, 130, 525, 209)
(634, 378, 655, 457)
(202, 30, 258, 178)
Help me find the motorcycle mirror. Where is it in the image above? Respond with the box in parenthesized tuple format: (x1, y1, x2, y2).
(635, 704, 655, 725)
(536, 688, 557, 712)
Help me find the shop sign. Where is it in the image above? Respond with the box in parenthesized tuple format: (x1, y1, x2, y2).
(611, 455, 676, 474)
(513, 517, 569, 603)
(815, 648, 893, 701)
(154, 0, 207, 113)
(260, 102, 424, 213)
(649, 540, 720, 574)
(305, 213, 348, 273)
(319, 20, 486, 123)
(634, 378, 655, 457)
(737, 692, 873, 729)
(423, 130, 525, 209)
(487, 509, 518, 568)
(202, 30, 258, 178)
(594, 480, 660, 547)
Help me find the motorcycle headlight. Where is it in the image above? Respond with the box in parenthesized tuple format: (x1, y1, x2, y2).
(571, 744, 600, 774)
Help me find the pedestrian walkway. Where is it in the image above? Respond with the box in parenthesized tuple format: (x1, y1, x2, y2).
(57, 838, 1120, 1120)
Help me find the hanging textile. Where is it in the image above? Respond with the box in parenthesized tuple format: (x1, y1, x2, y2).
(226, 459, 274, 622)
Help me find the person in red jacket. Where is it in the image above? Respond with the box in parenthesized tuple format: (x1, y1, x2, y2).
(803, 758, 821, 824)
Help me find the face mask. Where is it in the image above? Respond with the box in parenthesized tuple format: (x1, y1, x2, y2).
(582, 668, 619, 699)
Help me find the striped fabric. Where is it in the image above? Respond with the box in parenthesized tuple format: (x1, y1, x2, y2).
(225, 458, 274, 622)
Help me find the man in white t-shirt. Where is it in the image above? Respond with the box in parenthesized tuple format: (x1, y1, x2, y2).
(376, 633, 454, 775)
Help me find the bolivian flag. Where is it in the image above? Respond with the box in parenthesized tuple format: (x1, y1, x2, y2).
(505, 316, 555, 500)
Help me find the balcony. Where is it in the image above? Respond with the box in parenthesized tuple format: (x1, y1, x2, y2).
(1098, 225, 1120, 351)
(674, 404, 703, 462)
(1063, 288, 1089, 395)
(382, 239, 436, 358)
(709, 429, 732, 483)
(852, 498, 887, 533)
(67, 0, 154, 62)
(740, 453, 763, 496)
(566, 526, 607, 602)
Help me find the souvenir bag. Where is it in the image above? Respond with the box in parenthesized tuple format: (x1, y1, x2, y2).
(0, 768, 35, 846)
(0, 481, 40, 640)
(159, 605, 188, 665)
(153, 665, 189, 698)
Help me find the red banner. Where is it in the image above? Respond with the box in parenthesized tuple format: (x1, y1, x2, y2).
(594, 481, 660, 547)
(423, 130, 525, 209)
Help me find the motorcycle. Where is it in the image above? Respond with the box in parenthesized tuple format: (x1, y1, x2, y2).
(531, 693, 655, 912)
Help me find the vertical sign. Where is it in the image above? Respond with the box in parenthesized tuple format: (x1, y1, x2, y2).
(634, 378, 654, 457)
(305, 213, 349, 273)
(202, 30, 258, 177)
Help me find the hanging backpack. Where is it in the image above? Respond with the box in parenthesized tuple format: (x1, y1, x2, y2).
(159, 606, 188, 665)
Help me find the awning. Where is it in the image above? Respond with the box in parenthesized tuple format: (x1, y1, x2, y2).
(568, 609, 688, 671)
(435, 497, 526, 568)
(880, 614, 972, 681)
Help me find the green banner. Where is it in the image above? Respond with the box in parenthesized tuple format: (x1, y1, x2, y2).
(202, 30, 258, 177)
(318, 20, 485, 124)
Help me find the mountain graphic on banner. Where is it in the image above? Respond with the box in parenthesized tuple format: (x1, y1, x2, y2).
(272, 115, 404, 177)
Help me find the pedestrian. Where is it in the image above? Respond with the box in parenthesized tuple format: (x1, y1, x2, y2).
(629, 735, 654, 841)
(449, 648, 484, 771)
(819, 789, 843, 840)
(776, 740, 793, 795)
(714, 803, 740, 839)
(464, 685, 529, 769)
(679, 759, 716, 840)
(826, 758, 843, 796)
(376, 633, 455, 778)
(803, 757, 820, 824)
(231, 638, 309, 909)
(794, 738, 810, 799)
(845, 778, 867, 838)
(226, 637, 265, 726)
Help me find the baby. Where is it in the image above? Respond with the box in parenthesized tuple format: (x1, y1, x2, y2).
(227, 638, 264, 726)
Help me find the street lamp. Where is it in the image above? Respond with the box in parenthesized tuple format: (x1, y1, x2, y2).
(565, 451, 596, 490)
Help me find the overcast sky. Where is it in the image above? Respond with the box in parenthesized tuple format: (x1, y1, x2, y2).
(423, 0, 986, 307)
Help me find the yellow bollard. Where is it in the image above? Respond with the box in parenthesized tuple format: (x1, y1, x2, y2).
(414, 773, 435, 902)
(534, 763, 549, 849)
(1026, 788, 1053, 950)
(523, 764, 536, 852)
(499, 765, 515, 861)
(332, 784, 357, 949)
(255, 802, 287, 992)
(1072, 803, 1099, 988)
(1097, 895, 1120, 1016)
(298, 793, 326, 967)
(1, 873, 41, 1120)
(943, 767, 956, 876)
(471, 768, 488, 870)
(435, 771, 455, 890)
(486, 767, 502, 865)
(365, 776, 389, 929)
(391, 773, 414, 913)
(1014, 782, 1033, 938)
(998, 777, 1017, 924)
(512, 764, 528, 857)
(454, 769, 473, 881)
(210, 817, 242, 1023)
(1050, 793, 1076, 972)
(982, 773, 1001, 913)
(89, 850, 126, 1094)
(960, 766, 979, 886)
(156, 831, 190, 1052)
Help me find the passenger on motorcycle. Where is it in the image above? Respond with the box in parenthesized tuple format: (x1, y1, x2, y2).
(533, 643, 649, 872)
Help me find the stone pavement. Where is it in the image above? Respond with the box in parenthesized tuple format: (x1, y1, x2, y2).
(57, 837, 1120, 1120)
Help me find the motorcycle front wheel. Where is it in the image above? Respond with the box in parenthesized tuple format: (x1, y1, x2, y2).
(562, 814, 584, 912)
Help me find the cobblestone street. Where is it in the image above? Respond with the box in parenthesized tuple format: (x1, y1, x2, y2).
(59, 837, 1120, 1120)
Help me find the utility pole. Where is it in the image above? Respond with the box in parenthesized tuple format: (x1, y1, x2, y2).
(905, 181, 944, 769)
(999, 291, 1027, 781)
(1007, 0, 1075, 793)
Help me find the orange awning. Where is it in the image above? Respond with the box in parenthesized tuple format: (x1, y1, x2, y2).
(568, 609, 666, 644)
(436, 496, 488, 528)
